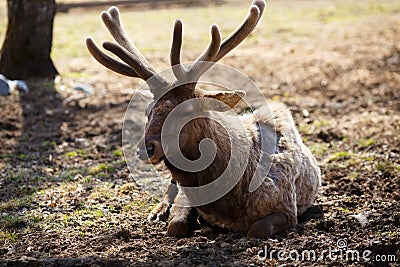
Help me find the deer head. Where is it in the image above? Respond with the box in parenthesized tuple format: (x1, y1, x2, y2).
(86, 1, 265, 165)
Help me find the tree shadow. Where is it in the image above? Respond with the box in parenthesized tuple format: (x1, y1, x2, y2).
(0, 79, 110, 207)
(0, 80, 64, 204)
(17, 80, 64, 153)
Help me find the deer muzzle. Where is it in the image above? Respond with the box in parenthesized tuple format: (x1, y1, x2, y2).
(136, 136, 164, 164)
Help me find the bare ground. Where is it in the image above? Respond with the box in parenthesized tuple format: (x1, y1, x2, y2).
(0, 1, 399, 266)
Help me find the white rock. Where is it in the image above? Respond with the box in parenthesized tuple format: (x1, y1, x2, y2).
(349, 213, 369, 228)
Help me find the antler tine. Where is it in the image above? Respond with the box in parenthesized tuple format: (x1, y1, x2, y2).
(170, 19, 186, 81)
(95, 6, 169, 91)
(213, 0, 265, 62)
(102, 41, 164, 90)
(103, 41, 155, 80)
(101, 7, 152, 70)
(170, 0, 265, 83)
(253, 0, 266, 16)
(187, 24, 221, 80)
(86, 37, 139, 77)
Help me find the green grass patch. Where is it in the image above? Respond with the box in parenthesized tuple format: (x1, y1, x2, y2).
(328, 151, 353, 162)
(310, 143, 328, 156)
(89, 163, 114, 175)
(41, 140, 57, 148)
(313, 120, 330, 127)
(376, 161, 397, 172)
(338, 207, 351, 213)
(55, 205, 108, 230)
(10, 168, 32, 182)
(64, 150, 84, 159)
(389, 231, 398, 237)
(60, 167, 88, 181)
(113, 150, 123, 157)
(0, 229, 18, 243)
(83, 176, 94, 183)
(396, 164, 400, 171)
(361, 155, 375, 162)
(298, 124, 313, 135)
(0, 196, 33, 211)
(16, 153, 28, 160)
(65, 151, 78, 158)
(358, 138, 376, 148)
(89, 187, 111, 200)
(0, 215, 26, 230)
(0, 153, 13, 159)
(348, 171, 359, 180)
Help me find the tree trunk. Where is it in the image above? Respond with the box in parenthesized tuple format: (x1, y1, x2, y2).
(0, 0, 58, 80)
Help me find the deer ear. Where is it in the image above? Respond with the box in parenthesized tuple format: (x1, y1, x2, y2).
(196, 89, 245, 108)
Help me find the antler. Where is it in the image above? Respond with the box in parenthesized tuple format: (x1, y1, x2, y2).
(170, 0, 265, 82)
(170, 20, 221, 82)
(86, 6, 168, 92)
(87, 2, 265, 91)
(170, 19, 185, 82)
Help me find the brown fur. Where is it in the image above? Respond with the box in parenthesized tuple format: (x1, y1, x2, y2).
(166, 100, 320, 234)
(85, 1, 320, 238)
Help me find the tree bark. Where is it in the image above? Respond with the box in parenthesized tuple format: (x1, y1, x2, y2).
(0, 0, 58, 80)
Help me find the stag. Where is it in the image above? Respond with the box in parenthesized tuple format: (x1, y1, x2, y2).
(86, 0, 321, 238)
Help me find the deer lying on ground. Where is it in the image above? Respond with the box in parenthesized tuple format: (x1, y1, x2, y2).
(86, 0, 321, 238)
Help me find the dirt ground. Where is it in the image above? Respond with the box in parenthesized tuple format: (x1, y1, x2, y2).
(0, 1, 399, 266)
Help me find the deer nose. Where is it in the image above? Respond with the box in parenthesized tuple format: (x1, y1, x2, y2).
(136, 138, 163, 163)
(145, 143, 155, 159)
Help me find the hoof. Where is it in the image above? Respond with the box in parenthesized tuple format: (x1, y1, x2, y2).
(167, 218, 193, 238)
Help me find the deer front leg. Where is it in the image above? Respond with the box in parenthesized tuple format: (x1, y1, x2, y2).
(247, 212, 290, 238)
(148, 177, 178, 222)
(167, 190, 199, 238)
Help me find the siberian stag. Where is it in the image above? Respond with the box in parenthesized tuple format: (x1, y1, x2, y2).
(86, 0, 321, 238)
